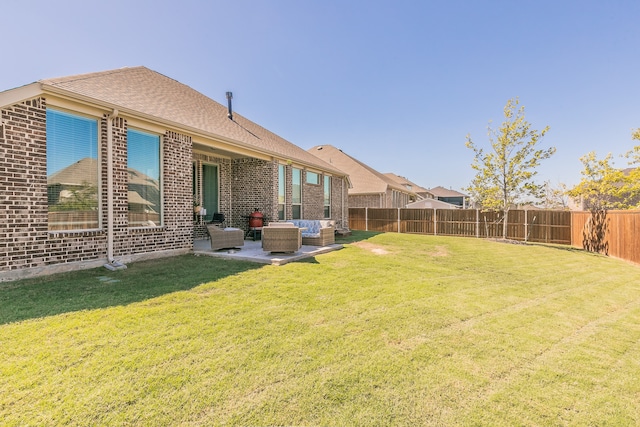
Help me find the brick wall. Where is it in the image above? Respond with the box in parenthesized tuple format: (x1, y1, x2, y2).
(330, 176, 348, 229)
(120, 130, 193, 256)
(0, 99, 193, 280)
(231, 158, 277, 233)
(349, 193, 384, 208)
(301, 170, 324, 219)
(1, 98, 53, 272)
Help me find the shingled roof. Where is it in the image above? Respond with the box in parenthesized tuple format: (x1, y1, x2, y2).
(383, 173, 432, 197)
(428, 186, 468, 198)
(3, 66, 344, 176)
(308, 145, 411, 195)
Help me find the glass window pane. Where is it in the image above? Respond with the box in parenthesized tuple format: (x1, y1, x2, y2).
(323, 175, 331, 218)
(292, 168, 301, 204)
(46, 109, 99, 231)
(128, 129, 161, 227)
(292, 205, 301, 220)
(306, 171, 319, 185)
(278, 165, 285, 204)
(324, 176, 331, 205)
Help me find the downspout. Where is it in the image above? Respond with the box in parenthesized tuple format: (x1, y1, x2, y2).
(105, 109, 126, 270)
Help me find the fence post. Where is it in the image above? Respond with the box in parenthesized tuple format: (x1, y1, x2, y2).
(398, 208, 401, 233)
(434, 208, 437, 235)
(476, 209, 479, 238)
(524, 210, 528, 242)
(365, 207, 368, 231)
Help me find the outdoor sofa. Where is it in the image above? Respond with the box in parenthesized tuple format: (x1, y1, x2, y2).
(288, 219, 335, 246)
(206, 225, 244, 251)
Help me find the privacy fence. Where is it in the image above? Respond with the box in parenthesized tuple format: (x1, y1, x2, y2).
(349, 208, 640, 265)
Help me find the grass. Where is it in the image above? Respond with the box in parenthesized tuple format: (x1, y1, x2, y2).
(2, 231, 640, 425)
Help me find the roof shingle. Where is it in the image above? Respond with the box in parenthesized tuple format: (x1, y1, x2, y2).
(38, 67, 343, 175)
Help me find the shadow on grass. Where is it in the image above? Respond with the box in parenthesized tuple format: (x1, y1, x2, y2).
(0, 255, 262, 325)
(335, 230, 382, 244)
(526, 241, 605, 257)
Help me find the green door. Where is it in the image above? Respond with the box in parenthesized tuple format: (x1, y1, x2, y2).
(202, 164, 219, 219)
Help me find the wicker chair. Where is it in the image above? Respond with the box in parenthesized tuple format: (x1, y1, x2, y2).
(206, 225, 244, 251)
(262, 223, 302, 253)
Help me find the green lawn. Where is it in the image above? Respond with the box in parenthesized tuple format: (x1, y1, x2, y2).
(2, 232, 640, 426)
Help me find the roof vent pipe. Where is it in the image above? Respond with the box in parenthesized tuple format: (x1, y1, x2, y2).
(226, 91, 233, 120)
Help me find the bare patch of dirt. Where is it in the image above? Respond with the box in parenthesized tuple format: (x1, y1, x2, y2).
(352, 241, 390, 255)
(428, 246, 449, 257)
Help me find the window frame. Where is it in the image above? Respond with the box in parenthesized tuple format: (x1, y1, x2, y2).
(46, 108, 100, 232)
(323, 175, 331, 218)
(278, 164, 286, 220)
(292, 167, 302, 219)
(127, 127, 163, 228)
(306, 171, 320, 185)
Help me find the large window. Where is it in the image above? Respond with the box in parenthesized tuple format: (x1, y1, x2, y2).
(292, 167, 302, 219)
(127, 129, 161, 227)
(324, 175, 331, 218)
(46, 109, 99, 231)
(278, 164, 286, 220)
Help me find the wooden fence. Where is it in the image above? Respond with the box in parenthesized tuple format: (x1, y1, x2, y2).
(349, 208, 573, 244)
(571, 210, 640, 265)
(349, 208, 640, 265)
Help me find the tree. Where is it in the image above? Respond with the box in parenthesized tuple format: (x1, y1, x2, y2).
(567, 129, 640, 255)
(568, 152, 626, 210)
(569, 129, 640, 210)
(465, 98, 555, 237)
(540, 181, 570, 210)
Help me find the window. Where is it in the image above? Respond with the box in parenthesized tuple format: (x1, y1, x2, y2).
(46, 109, 99, 231)
(292, 167, 302, 219)
(127, 129, 161, 227)
(306, 171, 320, 185)
(278, 164, 286, 220)
(323, 175, 331, 218)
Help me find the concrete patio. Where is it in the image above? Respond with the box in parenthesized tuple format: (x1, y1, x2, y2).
(193, 238, 343, 266)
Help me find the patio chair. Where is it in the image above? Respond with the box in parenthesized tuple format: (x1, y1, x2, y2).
(206, 224, 244, 251)
(262, 222, 302, 253)
(209, 212, 225, 226)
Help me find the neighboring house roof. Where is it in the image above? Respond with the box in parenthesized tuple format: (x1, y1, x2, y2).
(48, 158, 99, 186)
(307, 145, 412, 195)
(383, 173, 433, 198)
(1, 66, 345, 177)
(48, 157, 159, 191)
(405, 198, 460, 209)
(428, 186, 468, 198)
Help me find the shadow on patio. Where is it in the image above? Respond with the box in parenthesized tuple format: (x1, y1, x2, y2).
(193, 238, 344, 266)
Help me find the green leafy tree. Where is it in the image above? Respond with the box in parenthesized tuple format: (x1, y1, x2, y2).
(465, 98, 555, 237)
(569, 129, 640, 210)
(568, 152, 627, 210)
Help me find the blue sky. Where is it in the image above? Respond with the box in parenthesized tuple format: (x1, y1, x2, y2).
(4, 0, 639, 192)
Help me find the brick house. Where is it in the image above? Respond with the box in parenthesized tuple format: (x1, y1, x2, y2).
(308, 145, 416, 208)
(0, 67, 349, 280)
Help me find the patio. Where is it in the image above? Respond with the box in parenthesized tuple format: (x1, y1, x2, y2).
(193, 238, 343, 266)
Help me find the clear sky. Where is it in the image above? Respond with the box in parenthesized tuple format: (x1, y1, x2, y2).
(3, 0, 639, 192)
